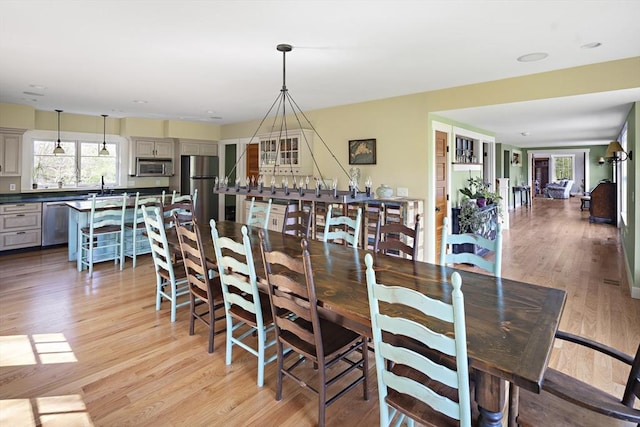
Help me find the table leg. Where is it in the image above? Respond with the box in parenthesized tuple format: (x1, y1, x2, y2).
(475, 371, 507, 427)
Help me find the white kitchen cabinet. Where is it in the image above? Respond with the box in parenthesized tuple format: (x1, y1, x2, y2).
(258, 129, 313, 176)
(0, 203, 42, 251)
(133, 139, 174, 158)
(0, 130, 23, 176)
(180, 141, 218, 156)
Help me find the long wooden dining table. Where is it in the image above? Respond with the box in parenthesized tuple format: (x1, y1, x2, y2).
(177, 220, 566, 427)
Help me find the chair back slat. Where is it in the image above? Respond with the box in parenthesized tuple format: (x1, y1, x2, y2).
(210, 219, 263, 323)
(175, 220, 209, 293)
(323, 205, 362, 247)
(162, 200, 194, 228)
(248, 197, 272, 229)
(141, 205, 175, 281)
(91, 194, 127, 229)
(440, 216, 503, 277)
(172, 189, 198, 210)
(282, 204, 312, 238)
(375, 212, 420, 260)
(365, 253, 471, 427)
(260, 235, 321, 351)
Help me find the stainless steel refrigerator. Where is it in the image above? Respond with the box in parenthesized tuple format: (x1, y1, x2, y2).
(180, 155, 219, 224)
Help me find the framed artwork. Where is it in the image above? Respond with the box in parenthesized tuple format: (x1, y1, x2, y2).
(348, 138, 376, 165)
(511, 149, 522, 167)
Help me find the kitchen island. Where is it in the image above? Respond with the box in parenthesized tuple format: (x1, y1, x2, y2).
(65, 193, 165, 271)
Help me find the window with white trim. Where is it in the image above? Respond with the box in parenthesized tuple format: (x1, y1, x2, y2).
(33, 140, 118, 188)
(620, 124, 628, 220)
(551, 155, 574, 181)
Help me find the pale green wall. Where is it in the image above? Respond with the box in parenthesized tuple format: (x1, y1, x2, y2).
(1, 58, 639, 274)
(221, 57, 640, 267)
(2, 105, 221, 140)
(0, 103, 35, 129)
(527, 144, 612, 190)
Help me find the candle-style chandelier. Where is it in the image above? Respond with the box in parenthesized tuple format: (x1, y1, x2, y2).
(213, 44, 372, 203)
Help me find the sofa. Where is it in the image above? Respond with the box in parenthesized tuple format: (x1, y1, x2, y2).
(545, 179, 574, 199)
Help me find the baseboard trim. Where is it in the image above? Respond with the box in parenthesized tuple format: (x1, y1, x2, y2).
(620, 229, 639, 299)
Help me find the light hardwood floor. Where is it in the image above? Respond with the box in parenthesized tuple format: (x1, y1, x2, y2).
(1, 196, 638, 426)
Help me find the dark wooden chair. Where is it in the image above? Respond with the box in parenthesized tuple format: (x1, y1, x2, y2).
(258, 232, 369, 427)
(513, 331, 640, 427)
(374, 213, 420, 260)
(174, 217, 225, 353)
(281, 204, 312, 239)
(162, 199, 194, 229)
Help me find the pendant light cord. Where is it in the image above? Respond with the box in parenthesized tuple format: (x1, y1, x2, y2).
(224, 44, 350, 187)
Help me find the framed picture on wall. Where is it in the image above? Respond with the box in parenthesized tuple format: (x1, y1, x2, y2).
(348, 138, 376, 165)
(512, 149, 522, 167)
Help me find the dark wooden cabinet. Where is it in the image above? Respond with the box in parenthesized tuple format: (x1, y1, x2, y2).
(589, 182, 616, 224)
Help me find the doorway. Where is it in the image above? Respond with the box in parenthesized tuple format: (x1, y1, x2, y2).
(435, 130, 448, 258)
(534, 158, 549, 196)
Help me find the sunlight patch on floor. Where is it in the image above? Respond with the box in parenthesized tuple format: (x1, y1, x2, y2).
(0, 333, 77, 367)
(0, 395, 94, 427)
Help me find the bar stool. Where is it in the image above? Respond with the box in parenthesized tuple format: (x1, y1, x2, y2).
(580, 193, 591, 211)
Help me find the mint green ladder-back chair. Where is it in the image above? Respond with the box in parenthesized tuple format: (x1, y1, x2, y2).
(210, 218, 277, 387)
(323, 204, 362, 247)
(124, 192, 161, 268)
(440, 216, 503, 277)
(141, 205, 190, 322)
(79, 193, 127, 277)
(365, 253, 471, 427)
(247, 197, 272, 229)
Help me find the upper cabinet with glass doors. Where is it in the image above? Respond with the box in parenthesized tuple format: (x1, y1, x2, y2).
(258, 129, 313, 177)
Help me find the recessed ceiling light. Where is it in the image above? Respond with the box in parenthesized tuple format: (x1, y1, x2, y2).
(581, 42, 602, 49)
(132, 99, 148, 104)
(29, 84, 47, 89)
(210, 116, 223, 120)
(517, 52, 549, 62)
(23, 91, 44, 96)
(521, 131, 530, 136)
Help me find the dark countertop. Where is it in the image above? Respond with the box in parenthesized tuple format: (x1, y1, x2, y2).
(0, 187, 170, 205)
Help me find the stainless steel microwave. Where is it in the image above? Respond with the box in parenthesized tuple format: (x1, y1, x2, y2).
(136, 158, 174, 177)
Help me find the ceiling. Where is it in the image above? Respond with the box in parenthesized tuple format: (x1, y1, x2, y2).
(1, 0, 639, 148)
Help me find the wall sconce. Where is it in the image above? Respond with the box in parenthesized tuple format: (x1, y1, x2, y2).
(605, 140, 632, 163)
(598, 157, 605, 166)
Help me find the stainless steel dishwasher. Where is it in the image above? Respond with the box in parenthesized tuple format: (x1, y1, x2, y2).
(42, 202, 69, 246)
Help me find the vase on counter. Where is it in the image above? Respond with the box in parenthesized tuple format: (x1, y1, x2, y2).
(376, 184, 393, 199)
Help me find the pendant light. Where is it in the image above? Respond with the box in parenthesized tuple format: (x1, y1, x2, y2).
(99, 114, 109, 155)
(53, 109, 65, 154)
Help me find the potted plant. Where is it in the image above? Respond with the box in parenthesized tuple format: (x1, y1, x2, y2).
(459, 174, 503, 210)
(32, 162, 44, 189)
(455, 174, 502, 255)
(458, 198, 484, 233)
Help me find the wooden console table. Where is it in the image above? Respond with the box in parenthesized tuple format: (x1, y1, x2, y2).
(513, 185, 531, 208)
